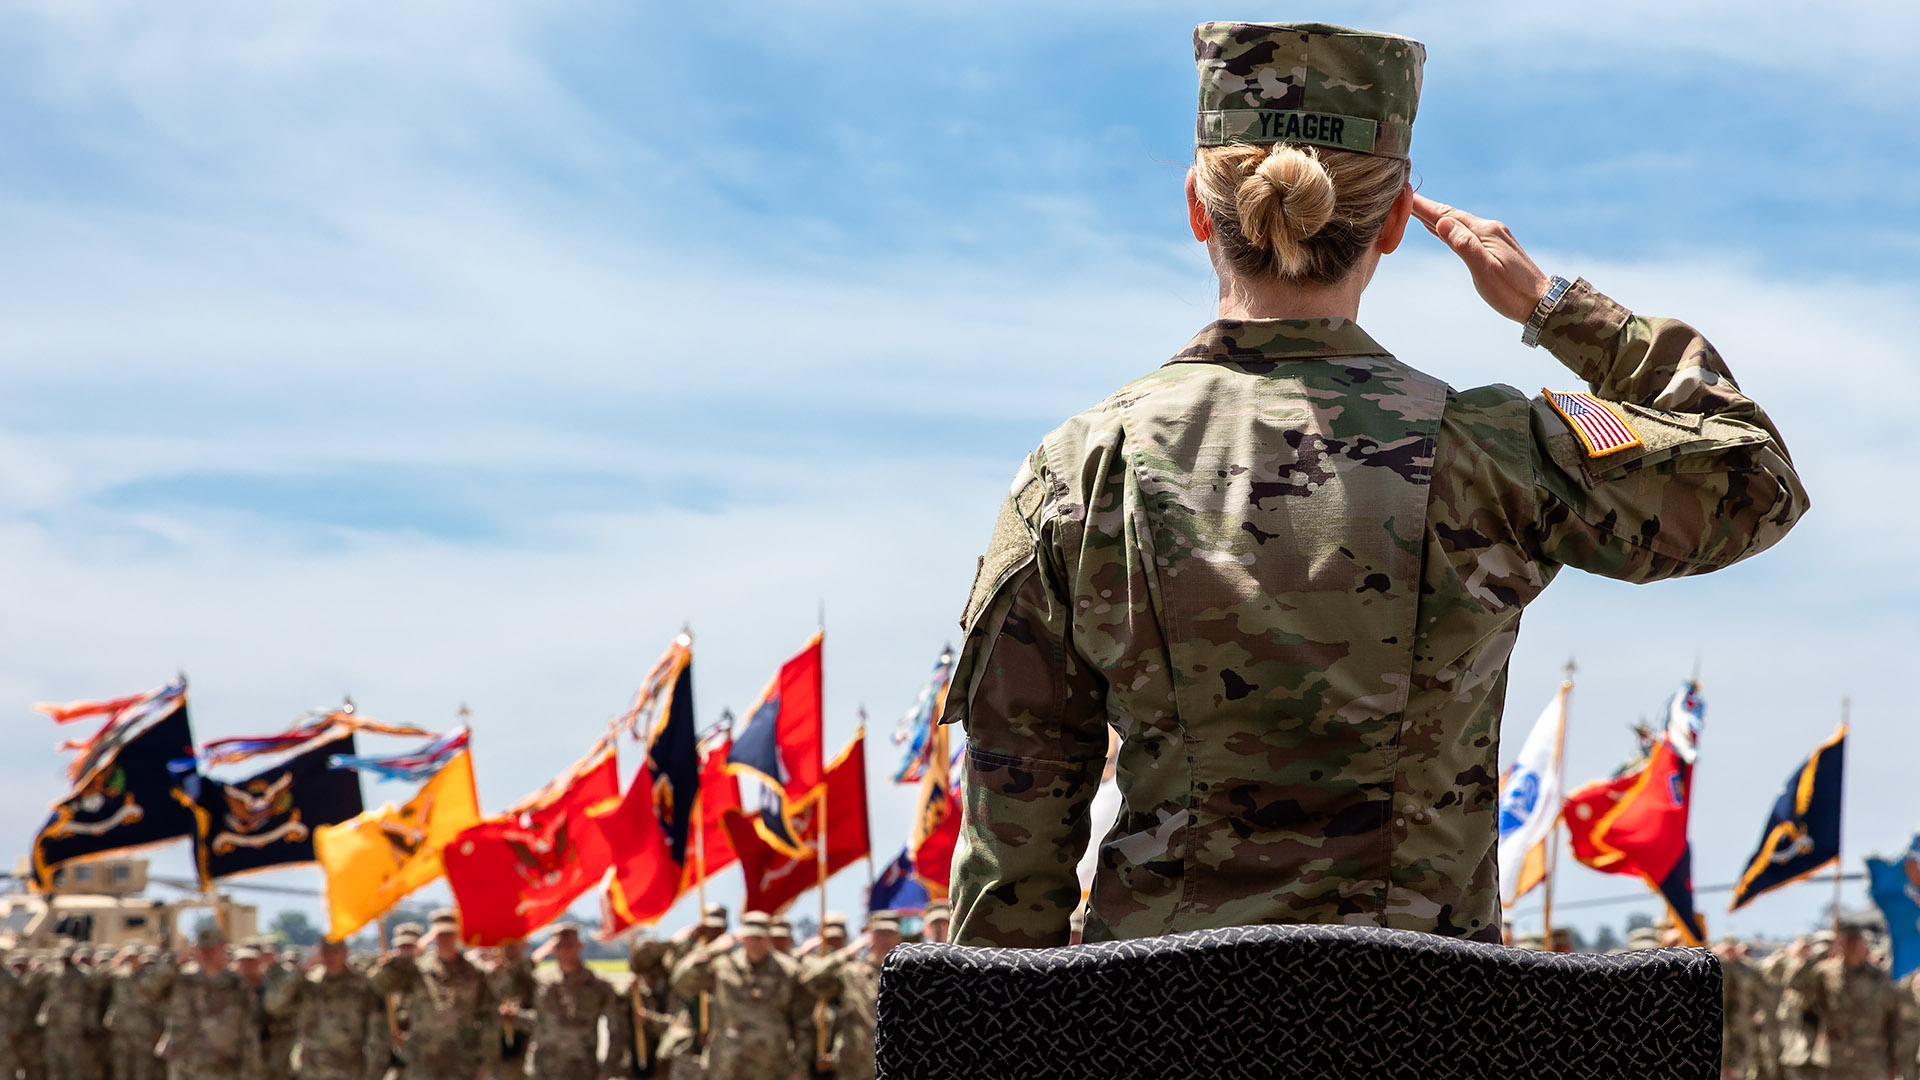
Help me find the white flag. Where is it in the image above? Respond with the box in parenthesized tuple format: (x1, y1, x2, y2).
(1497, 686, 1568, 907)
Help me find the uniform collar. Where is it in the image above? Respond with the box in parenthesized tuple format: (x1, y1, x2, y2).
(1165, 317, 1389, 366)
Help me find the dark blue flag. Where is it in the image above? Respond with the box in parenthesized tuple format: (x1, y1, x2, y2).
(32, 700, 200, 889)
(646, 659, 701, 865)
(1729, 724, 1845, 911)
(1868, 842, 1920, 982)
(189, 731, 365, 883)
(869, 847, 932, 914)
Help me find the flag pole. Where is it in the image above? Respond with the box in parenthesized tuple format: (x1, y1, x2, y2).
(1542, 659, 1573, 947)
(1833, 696, 1850, 935)
(858, 707, 876, 895)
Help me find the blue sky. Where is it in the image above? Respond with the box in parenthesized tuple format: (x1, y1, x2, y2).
(1, 0, 1916, 943)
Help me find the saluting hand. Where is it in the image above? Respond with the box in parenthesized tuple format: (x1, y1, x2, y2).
(1410, 193, 1552, 324)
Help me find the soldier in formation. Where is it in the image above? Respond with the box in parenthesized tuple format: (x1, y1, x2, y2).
(368, 910, 498, 1080)
(800, 914, 903, 1080)
(484, 937, 537, 1080)
(670, 912, 811, 1080)
(262, 938, 387, 1080)
(161, 927, 263, 1080)
(521, 923, 629, 1080)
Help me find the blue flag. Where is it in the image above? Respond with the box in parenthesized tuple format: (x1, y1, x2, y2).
(869, 847, 932, 914)
(1868, 842, 1920, 982)
(1729, 724, 1845, 911)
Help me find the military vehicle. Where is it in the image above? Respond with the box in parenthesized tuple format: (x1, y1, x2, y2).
(0, 856, 265, 950)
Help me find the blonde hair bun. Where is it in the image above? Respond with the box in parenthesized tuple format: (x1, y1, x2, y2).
(1233, 144, 1336, 278)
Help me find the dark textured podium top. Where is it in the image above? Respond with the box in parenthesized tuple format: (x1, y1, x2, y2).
(875, 923, 1721, 1080)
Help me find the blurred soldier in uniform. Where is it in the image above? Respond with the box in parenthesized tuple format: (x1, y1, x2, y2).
(657, 905, 727, 1080)
(944, 21, 1808, 950)
(800, 915, 903, 1080)
(104, 946, 163, 1080)
(921, 902, 950, 946)
(369, 911, 497, 1080)
(0, 948, 24, 1080)
(485, 939, 537, 1080)
(1771, 935, 1821, 1079)
(1781, 923, 1901, 1080)
(625, 935, 676, 1078)
(1713, 937, 1759, 1080)
(40, 943, 96, 1080)
(161, 927, 262, 1080)
(769, 920, 794, 957)
(15, 951, 49, 1080)
(263, 939, 388, 1080)
(238, 944, 297, 1080)
(521, 924, 629, 1080)
(671, 912, 809, 1080)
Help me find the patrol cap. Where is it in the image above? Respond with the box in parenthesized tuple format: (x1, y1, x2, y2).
(1626, 927, 1661, 950)
(868, 914, 901, 935)
(390, 922, 423, 947)
(428, 909, 460, 933)
(1835, 917, 1871, 938)
(822, 912, 849, 934)
(629, 935, 670, 970)
(1193, 22, 1425, 159)
(194, 926, 226, 949)
(319, 938, 348, 953)
(923, 900, 951, 922)
(56, 942, 78, 960)
(701, 902, 729, 930)
(233, 946, 262, 961)
(549, 922, 582, 941)
(737, 912, 772, 938)
(769, 917, 793, 937)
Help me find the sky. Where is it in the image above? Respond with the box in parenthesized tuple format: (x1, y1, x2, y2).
(1, 0, 1916, 945)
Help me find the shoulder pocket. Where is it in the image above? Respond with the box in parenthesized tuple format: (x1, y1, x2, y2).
(1533, 396, 1768, 484)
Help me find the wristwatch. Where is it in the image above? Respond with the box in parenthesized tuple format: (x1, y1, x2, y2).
(1521, 275, 1573, 348)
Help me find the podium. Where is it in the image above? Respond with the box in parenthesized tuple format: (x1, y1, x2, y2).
(875, 924, 1720, 1080)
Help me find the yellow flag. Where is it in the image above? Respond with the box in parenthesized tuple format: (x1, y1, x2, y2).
(313, 750, 480, 941)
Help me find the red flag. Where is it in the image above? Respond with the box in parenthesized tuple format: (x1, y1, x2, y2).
(1589, 739, 1706, 944)
(601, 760, 679, 936)
(722, 734, 869, 914)
(445, 744, 620, 946)
(1563, 769, 1642, 874)
(727, 632, 824, 806)
(909, 723, 960, 897)
(685, 734, 740, 885)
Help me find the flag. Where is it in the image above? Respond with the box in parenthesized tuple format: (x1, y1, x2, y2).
(722, 733, 869, 914)
(891, 646, 955, 783)
(444, 742, 619, 946)
(185, 730, 366, 884)
(1729, 724, 1846, 911)
(1563, 770, 1641, 874)
(602, 760, 679, 936)
(727, 632, 824, 856)
(45, 679, 189, 785)
(1584, 683, 1708, 945)
(1867, 841, 1920, 982)
(869, 848, 931, 914)
(1544, 389, 1644, 457)
(31, 696, 199, 889)
(686, 725, 740, 884)
(909, 721, 962, 896)
(329, 727, 472, 783)
(1497, 685, 1569, 907)
(313, 749, 481, 941)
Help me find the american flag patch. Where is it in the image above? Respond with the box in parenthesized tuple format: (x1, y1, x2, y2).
(1543, 389, 1643, 457)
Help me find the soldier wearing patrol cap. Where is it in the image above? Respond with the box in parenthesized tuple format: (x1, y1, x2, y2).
(484, 937, 537, 1080)
(657, 903, 730, 1080)
(37, 942, 92, 1080)
(1781, 920, 1901, 1080)
(521, 923, 629, 1080)
(159, 926, 261, 1080)
(920, 901, 950, 945)
(262, 937, 388, 1080)
(769, 918, 794, 957)
(624, 934, 677, 1078)
(799, 915, 904, 1080)
(671, 912, 810, 1080)
(945, 19, 1807, 951)
(369, 909, 497, 1080)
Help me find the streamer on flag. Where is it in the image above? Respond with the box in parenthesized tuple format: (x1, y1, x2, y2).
(892, 645, 955, 784)
(176, 709, 431, 775)
(1497, 683, 1569, 907)
(330, 727, 472, 783)
(1543, 389, 1643, 457)
(40, 678, 189, 784)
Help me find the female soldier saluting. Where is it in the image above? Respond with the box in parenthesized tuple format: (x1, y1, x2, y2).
(942, 22, 1807, 950)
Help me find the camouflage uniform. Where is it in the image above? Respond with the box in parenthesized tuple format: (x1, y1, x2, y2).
(262, 964, 388, 1080)
(103, 960, 164, 1080)
(1717, 949, 1759, 1079)
(16, 957, 49, 1080)
(161, 964, 263, 1080)
(525, 965, 630, 1080)
(945, 28, 1807, 954)
(624, 940, 678, 1079)
(368, 951, 498, 1080)
(0, 958, 24, 1080)
(486, 950, 537, 1080)
(799, 946, 879, 1080)
(1781, 955, 1902, 1079)
(40, 960, 98, 1080)
(670, 944, 809, 1080)
(657, 919, 725, 1080)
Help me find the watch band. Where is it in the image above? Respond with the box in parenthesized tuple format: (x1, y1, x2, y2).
(1521, 275, 1573, 348)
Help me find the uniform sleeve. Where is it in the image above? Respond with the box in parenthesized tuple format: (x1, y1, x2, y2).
(799, 951, 847, 1001)
(262, 971, 301, 1019)
(944, 450, 1112, 950)
(668, 947, 716, 999)
(1525, 279, 1809, 580)
(362, 985, 391, 1080)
